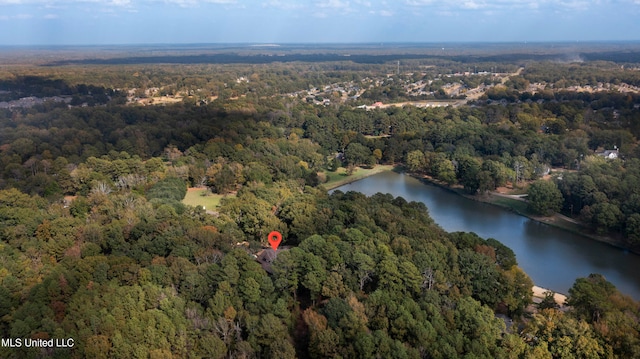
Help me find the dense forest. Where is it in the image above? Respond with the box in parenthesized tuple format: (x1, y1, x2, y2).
(0, 45, 639, 358)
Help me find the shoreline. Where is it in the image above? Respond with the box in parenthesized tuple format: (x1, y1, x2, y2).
(326, 167, 640, 302)
(409, 172, 640, 256)
(532, 285, 568, 307)
(321, 164, 397, 190)
(325, 167, 574, 307)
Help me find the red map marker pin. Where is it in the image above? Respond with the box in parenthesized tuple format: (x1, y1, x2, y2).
(268, 231, 282, 251)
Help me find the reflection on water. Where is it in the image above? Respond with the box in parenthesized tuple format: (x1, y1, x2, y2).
(333, 171, 640, 299)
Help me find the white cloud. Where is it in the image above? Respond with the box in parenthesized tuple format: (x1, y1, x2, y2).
(316, 0, 350, 9)
(404, 0, 437, 5)
(354, 0, 371, 6)
(370, 8, 392, 16)
(160, 0, 235, 5)
(43, 13, 58, 17)
(0, 0, 236, 5)
(461, 1, 483, 9)
(558, 1, 591, 10)
(0, 0, 135, 6)
(311, 0, 359, 16)
(0, 0, 629, 10)
(401, 0, 616, 11)
(0, 13, 33, 18)
(262, 0, 302, 10)
(435, 10, 455, 16)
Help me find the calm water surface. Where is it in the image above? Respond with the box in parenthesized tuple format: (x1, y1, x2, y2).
(333, 171, 640, 299)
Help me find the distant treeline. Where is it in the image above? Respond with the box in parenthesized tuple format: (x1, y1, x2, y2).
(45, 50, 640, 66)
(0, 76, 122, 103)
(47, 53, 434, 66)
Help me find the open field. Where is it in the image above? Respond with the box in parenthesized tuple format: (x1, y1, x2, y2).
(182, 188, 235, 209)
(366, 100, 462, 109)
(133, 96, 183, 106)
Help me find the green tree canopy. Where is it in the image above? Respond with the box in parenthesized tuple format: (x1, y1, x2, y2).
(528, 179, 563, 216)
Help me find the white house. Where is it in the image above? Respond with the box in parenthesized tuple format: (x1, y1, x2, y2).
(596, 148, 619, 159)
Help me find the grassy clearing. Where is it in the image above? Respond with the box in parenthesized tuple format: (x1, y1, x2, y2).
(548, 218, 587, 234)
(363, 134, 390, 139)
(486, 194, 591, 236)
(322, 165, 396, 190)
(182, 188, 234, 209)
(507, 187, 530, 195)
(487, 196, 531, 215)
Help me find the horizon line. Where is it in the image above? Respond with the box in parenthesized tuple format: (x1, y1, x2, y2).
(2, 40, 640, 48)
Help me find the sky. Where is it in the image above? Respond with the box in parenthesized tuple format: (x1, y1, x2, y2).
(1, 0, 640, 45)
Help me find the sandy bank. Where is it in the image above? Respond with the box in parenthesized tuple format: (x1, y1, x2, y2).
(532, 285, 567, 306)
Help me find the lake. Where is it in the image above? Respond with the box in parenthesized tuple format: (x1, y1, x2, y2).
(332, 171, 640, 300)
